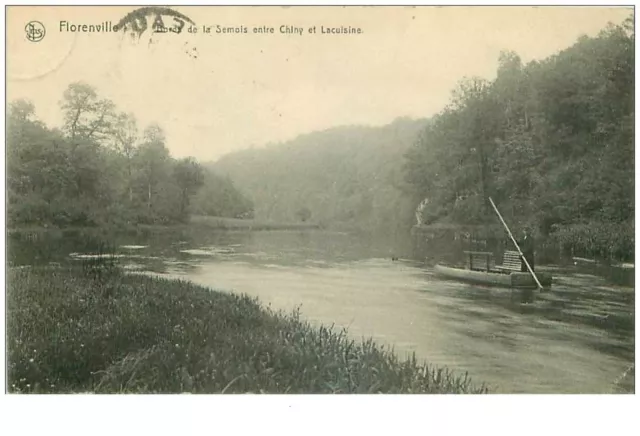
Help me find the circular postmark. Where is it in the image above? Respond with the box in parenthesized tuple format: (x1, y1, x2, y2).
(25, 21, 46, 42)
(114, 7, 195, 39)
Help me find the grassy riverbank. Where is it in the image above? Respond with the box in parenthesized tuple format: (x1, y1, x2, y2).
(7, 265, 487, 394)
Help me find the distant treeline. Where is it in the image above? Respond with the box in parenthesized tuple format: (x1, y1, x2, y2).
(8, 17, 633, 264)
(213, 117, 428, 234)
(404, 18, 634, 261)
(7, 83, 253, 228)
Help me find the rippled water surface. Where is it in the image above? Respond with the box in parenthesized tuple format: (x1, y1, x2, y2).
(9, 228, 635, 393)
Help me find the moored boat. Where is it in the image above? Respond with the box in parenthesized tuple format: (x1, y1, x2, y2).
(427, 197, 553, 289)
(434, 263, 552, 289)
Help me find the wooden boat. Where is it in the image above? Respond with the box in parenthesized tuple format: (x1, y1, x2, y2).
(434, 250, 552, 289)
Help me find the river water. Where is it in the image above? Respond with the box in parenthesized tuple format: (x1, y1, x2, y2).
(8, 228, 635, 393)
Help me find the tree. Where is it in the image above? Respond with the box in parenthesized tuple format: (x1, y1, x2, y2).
(8, 99, 36, 124)
(60, 82, 116, 143)
(403, 16, 634, 261)
(173, 158, 205, 218)
(190, 170, 255, 219)
(112, 112, 139, 203)
(213, 119, 426, 231)
(7, 99, 93, 226)
(404, 78, 502, 224)
(9, 85, 240, 228)
(494, 50, 530, 130)
(133, 125, 171, 221)
(142, 123, 166, 144)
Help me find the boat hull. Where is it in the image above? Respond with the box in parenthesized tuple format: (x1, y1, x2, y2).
(434, 264, 552, 289)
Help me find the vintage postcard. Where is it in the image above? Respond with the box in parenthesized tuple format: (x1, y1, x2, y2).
(4, 2, 635, 405)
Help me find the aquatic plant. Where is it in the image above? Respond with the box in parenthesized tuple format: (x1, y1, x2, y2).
(7, 267, 488, 394)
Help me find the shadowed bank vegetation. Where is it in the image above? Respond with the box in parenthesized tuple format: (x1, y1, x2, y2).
(404, 18, 634, 262)
(7, 266, 488, 394)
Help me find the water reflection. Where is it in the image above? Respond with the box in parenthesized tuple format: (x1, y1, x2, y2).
(7, 228, 635, 393)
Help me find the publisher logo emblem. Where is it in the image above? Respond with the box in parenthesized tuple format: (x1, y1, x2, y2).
(25, 21, 46, 42)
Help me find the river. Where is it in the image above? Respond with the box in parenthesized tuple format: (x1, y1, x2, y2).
(8, 227, 635, 393)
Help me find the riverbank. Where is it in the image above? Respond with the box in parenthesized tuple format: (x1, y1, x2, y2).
(7, 265, 487, 394)
(7, 215, 323, 236)
(7, 215, 322, 239)
(189, 215, 322, 230)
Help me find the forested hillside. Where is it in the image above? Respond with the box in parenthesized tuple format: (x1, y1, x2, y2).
(212, 117, 428, 232)
(7, 17, 633, 264)
(6, 84, 253, 228)
(404, 18, 634, 261)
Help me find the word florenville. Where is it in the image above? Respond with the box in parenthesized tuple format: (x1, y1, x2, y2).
(60, 21, 115, 32)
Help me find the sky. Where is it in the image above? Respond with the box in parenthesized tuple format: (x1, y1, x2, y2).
(7, 5, 632, 162)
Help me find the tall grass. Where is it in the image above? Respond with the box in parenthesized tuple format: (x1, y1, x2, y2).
(7, 265, 488, 394)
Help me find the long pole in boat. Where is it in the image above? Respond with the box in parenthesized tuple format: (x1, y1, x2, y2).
(488, 197, 544, 291)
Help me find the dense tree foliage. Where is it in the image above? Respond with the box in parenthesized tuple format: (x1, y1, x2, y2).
(8, 17, 632, 265)
(213, 117, 428, 232)
(404, 19, 634, 261)
(7, 83, 253, 227)
(190, 171, 254, 219)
